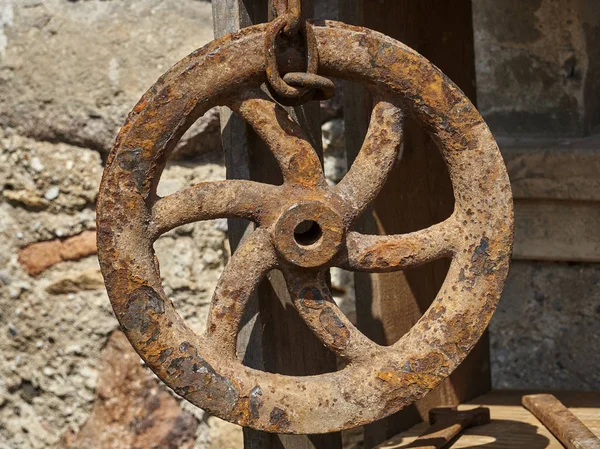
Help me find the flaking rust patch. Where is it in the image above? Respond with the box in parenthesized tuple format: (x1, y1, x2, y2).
(248, 386, 263, 421)
(470, 236, 499, 275)
(376, 370, 439, 390)
(319, 308, 350, 349)
(121, 285, 165, 334)
(269, 407, 291, 431)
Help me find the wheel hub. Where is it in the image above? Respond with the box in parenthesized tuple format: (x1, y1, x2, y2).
(272, 201, 344, 268)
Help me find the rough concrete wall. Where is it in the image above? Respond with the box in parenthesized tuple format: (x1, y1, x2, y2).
(0, 0, 219, 157)
(473, 0, 595, 136)
(491, 261, 600, 390)
(474, 0, 600, 392)
(0, 1, 225, 448)
(583, 0, 600, 133)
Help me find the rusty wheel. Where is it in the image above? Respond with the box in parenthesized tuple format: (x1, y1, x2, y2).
(97, 21, 514, 434)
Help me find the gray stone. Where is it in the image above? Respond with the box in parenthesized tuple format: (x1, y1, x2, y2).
(490, 261, 600, 390)
(45, 269, 104, 295)
(0, 0, 216, 154)
(322, 118, 345, 155)
(29, 157, 44, 173)
(473, 0, 600, 136)
(0, 271, 11, 285)
(43, 186, 60, 201)
(322, 119, 347, 184)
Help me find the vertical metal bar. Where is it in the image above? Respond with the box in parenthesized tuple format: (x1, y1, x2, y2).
(211, 1, 341, 448)
(212, 0, 268, 375)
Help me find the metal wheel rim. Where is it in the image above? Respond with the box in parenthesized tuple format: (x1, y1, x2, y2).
(97, 20, 514, 434)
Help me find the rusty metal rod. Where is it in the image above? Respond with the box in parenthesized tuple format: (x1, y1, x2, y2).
(522, 394, 600, 449)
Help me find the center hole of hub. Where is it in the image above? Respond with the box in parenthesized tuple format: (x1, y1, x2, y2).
(294, 220, 323, 247)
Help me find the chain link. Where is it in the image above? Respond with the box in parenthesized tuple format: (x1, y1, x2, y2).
(265, 1, 335, 106)
(273, 0, 302, 36)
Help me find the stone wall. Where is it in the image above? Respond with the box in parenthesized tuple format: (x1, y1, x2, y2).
(491, 261, 600, 390)
(474, 0, 600, 136)
(474, 0, 600, 393)
(0, 1, 228, 447)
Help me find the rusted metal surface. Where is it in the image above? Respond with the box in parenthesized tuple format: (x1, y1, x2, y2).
(523, 394, 600, 449)
(273, 0, 302, 35)
(265, 5, 334, 105)
(375, 407, 490, 449)
(97, 21, 514, 434)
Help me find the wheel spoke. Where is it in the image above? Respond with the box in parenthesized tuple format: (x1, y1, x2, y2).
(335, 99, 403, 221)
(339, 218, 458, 273)
(205, 228, 277, 356)
(227, 88, 325, 187)
(150, 180, 279, 239)
(283, 268, 379, 362)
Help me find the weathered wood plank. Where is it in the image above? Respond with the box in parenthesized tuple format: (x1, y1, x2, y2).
(500, 137, 600, 202)
(212, 7, 270, 448)
(212, 1, 341, 448)
(213, 0, 266, 374)
(212, 0, 259, 250)
(339, 1, 490, 447)
(513, 200, 600, 262)
(375, 391, 600, 449)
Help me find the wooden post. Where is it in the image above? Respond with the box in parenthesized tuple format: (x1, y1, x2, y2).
(339, 1, 490, 447)
(212, 1, 342, 448)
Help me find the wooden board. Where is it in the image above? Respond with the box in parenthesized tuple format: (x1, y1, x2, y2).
(501, 138, 600, 202)
(338, 1, 490, 446)
(376, 391, 600, 449)
(513, 200, 600, 262)
(212, 1, 342, 448)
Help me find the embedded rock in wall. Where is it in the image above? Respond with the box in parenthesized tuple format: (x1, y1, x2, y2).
(57, 331, 199, 449)
(18, 231, 97, 276)
(0, 0, 217, 156)
(322, 118, 347, 185)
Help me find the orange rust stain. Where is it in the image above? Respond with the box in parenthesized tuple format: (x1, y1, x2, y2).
(376, 370, 440, 390)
